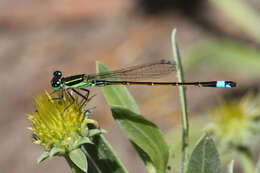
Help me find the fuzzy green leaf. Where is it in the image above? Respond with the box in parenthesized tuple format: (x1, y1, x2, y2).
(186, 135, 221, 173)
(111, 106, 169, 173)
(69, 148, 88, 172)
(72, 137, 93, 150)
(37, 151, 50, 164)
(88, 128, 106, 137)
(49, 147, 65, 157)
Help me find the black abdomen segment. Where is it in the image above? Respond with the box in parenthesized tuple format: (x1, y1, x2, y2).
(97, 80, 236, 88)
(61, 74, 85, 86)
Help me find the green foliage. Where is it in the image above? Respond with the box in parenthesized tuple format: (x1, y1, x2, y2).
(210, 0, 260, 41)
(172, 29, 189, 173)
(37, 151, 49, 164)
(111, 106, 169, 173)
(167, 119, 208, 172)
(226, 160, 234, 173)
(184, 39, 260, 76)
(84, 135, 127, 173)
(186, 135, 221, 173)
(84, 135, 129, 173)
(49, 147, 65, 157)
(72, 137, 93, 150)
(96, 62, 169, 173)
(69, 148, 88, 172)
(96, 61, 140, 114)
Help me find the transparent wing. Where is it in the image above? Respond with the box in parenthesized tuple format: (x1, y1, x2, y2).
(87, 59, 176, 81)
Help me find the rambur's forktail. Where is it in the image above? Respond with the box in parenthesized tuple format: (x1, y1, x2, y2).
(50, 60, 236, 110)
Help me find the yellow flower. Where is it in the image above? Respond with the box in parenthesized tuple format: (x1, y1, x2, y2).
(209, 93, 260, 148)
(27, 91, 101, 154)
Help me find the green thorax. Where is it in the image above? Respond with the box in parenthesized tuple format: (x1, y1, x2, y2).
(62, 74, 92, 88)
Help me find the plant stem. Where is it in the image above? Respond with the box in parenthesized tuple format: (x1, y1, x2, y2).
(171, 29, 189, 173)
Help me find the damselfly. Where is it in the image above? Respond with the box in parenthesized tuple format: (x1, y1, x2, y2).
(50, 60, 236, 110)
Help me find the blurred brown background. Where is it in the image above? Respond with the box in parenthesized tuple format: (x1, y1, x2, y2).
(0, 0, 259, 173)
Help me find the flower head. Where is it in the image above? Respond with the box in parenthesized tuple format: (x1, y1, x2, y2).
(27, 91, 101, 154)
(209, 93, 260, 149)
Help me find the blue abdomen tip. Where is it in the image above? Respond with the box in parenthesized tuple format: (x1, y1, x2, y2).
(216, 81, 232, 88)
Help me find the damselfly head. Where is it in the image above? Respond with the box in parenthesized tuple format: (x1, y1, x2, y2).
(51, 71, 62, 91)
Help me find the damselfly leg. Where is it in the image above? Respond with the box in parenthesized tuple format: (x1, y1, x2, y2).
(60, 88, 90, 112)
(64, 88, 75, 111)
(71, 88, 90, 110)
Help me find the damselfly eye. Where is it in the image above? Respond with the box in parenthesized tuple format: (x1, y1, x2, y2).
(51, 80, 58, 87)
(53, 71, 62, 78)
(51, 78, 61, 91)
(52, 81, 61, 87)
